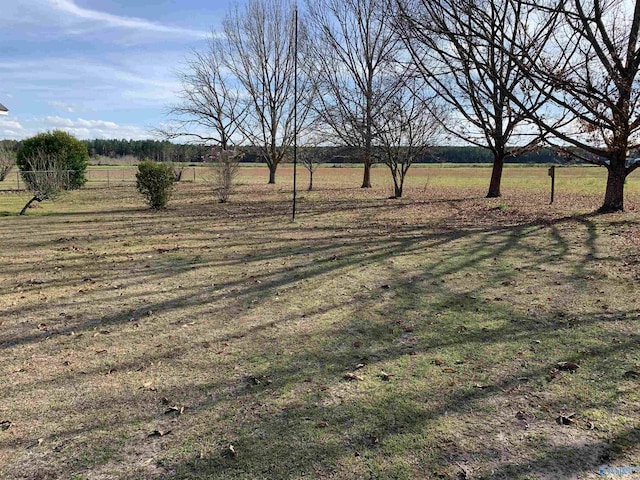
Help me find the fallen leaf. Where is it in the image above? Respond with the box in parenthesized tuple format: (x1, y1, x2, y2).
(380, 371, 392, 381)
(228, 444, 237, 457)
(343, 372, 364, 381)
(353, 341, 363, 348)
(164, 406, 185, 415)
(556, 413, 576, 425)
(557, 361, 580, 372)
(442, 367, 456, 373)
(148, 429, 172, 438)
(246, 375, 271, 386)
(316, 421, 329, 428)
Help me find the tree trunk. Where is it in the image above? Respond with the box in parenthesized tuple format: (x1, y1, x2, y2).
(20, 196, 40, 215)
(487, 154, 504, 198)
(361, 154, 372, 188)
(599, 161, 626, 213)
(308, 170, 313, 191)
(393, 173, 403, 198)
(268, 164, 277, 184)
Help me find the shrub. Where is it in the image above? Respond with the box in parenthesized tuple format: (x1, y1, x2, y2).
(136, 160, 174, 209)
(209, 147, 241, 203)
(17, 130, 89, 189)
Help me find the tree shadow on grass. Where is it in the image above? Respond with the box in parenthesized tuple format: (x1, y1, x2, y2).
(166, 293, 639, 479)
(1, 191, 637, 479)
(0, 211, 603, 352)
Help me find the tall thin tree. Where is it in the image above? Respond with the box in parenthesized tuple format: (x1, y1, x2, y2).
(224, 0, 312, 184)
(306, 0, 401, 188)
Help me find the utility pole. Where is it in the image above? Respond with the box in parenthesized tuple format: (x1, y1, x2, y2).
(292, 5, 299, 221)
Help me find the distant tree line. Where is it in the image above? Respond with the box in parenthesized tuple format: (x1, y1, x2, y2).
(82, 139, 210, 163)
(3, 138, 568, 165)
(241, 146, 566, 164)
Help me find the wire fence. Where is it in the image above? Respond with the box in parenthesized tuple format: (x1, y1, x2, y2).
(0, 167, 207, 191)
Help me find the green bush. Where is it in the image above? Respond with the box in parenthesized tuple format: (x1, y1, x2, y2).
(16, 130, 89, 190)
(136, 160, 174, 209)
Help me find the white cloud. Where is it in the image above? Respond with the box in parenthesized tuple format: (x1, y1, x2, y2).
(0, 118, 24, 131)
(40, 116, 153, 139)
(0, 55, 183, 111)
(0, 117, 25, 139)
(0, 115, 155, 140)
(47, 0, 208, 39)
(49, 101, 77, 113)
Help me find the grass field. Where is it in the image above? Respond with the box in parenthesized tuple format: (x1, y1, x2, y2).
(1, 162, 638, 197)
(0, 165, 639, 479)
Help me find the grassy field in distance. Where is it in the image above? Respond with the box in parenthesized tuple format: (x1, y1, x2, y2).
(1, 163, 635, 202)
(0, 165, 639, 479)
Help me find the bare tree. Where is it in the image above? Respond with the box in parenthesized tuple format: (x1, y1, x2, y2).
(162, 36, 246, 149)
(224, 0, 312, 184)
(496, 0, 640, 212)
(19, 149, 69, 215)
(375, 79, 446, 198)
(209, 146, 242, 203)
(298, 134, 336, 191)
(395, 0, 554, 197)
(171, 163, 186, 182)
(305, 0, 401, 188)
(0, 142, 15, 182)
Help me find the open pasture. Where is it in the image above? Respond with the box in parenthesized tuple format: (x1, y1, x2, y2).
(0, 165, 639, 479)
(0, 163, 634, 198)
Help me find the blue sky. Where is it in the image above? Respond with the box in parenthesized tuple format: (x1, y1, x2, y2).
(0, 0, 238, 140)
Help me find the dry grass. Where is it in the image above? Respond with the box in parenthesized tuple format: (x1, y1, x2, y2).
(0, 165, 639, 479)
